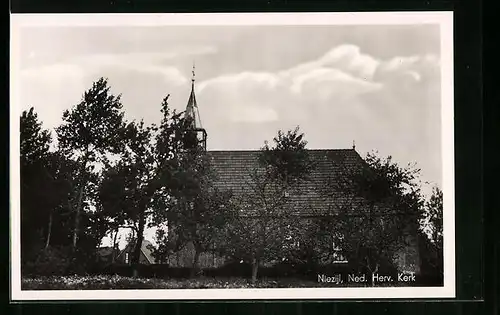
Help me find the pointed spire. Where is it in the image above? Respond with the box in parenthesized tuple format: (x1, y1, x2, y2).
(186, 62, 198, 127)
(184, 63, 207, 150)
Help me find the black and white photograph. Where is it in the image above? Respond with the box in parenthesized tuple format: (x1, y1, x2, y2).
(10, 12, 455, 300)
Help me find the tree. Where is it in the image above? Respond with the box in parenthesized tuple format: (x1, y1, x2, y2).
(56, 77, 126, 252)
(40, 151, 81, 250)
(20, 107, 53, 261)
(98, 95, 209, 276)
(151, 104, 234, 277)
(423, 186, 443, 248)
(99, 119, 157, 273)
(318, 152, 424, 283)
(20, 108, 90, 275)
(20, 107, 51, 165)
(259, 127, 313, 183)
(161, 153, 234, 276)
(225, 126, 314, 282)
(418, 186, 443, 282)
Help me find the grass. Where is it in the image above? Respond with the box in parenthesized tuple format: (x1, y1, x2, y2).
(21, 275, 397, 290)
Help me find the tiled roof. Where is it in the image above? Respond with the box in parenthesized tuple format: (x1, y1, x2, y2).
(97, 246, 114, 257)
(117, 239, 156, 264)
(207, 149, 367, 216)
(141, 239, 156, 264)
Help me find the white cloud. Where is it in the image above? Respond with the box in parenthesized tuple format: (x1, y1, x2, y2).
(17, 46, 218, 128)
(374, 54, 440, 82)
(290, 67, 382, 97)
(230, 106, 279, 123)
(317, 44, 380, 79)
(71, 52, 190, 86)
(405, 70, 422, 82)
(196, 44, 397, 124)
(198, 71, 280, 92)
(21, 63, 84, 81)
(282, 44, 380, 81)
(20, 44, 217, 94)
(197, 72, 284, 123)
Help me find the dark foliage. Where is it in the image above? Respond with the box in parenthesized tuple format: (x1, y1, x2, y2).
(22, 246, 72, 277)
(224, 126, 314, 282)
(258, 126, 315, 183)
(317, 152, 425, 276)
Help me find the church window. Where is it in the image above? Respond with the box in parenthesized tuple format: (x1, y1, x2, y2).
(332, 233, 348, 263)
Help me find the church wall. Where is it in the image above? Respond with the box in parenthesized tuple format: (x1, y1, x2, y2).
(166, 241, 226, 268)
(165, 220, 421, 274)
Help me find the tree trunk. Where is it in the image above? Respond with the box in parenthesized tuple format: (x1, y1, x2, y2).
(368, 262, 379, 287)
(112, 228, 119, 263)
(71, 154, 90, 252)
(190, 245, 201, 278)
(44, 210, 53, 250)
(251, 258, 259, 283)
(132, 211, 146, 277)
(71, 185, 85, 251)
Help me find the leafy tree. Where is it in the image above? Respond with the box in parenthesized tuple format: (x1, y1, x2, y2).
(418, 186, 443, 282)
(20, 108, 89, 274)
(20, 107, 51, 165)
(151, 225, 171, 265)
(99, 119, 157, 272)
(40, 151, 81, 250)
(225, 126, 314, 282)
(20, 107, 53, 261)
(99, 95, 210, 275)
(55, 77, 126, 252)
(318, 152, 424, 282)
(423, 186, 443, 248)
(162, 156, 234, 276)
(259, 127, 314, 183)
(151, 103, 234, 276)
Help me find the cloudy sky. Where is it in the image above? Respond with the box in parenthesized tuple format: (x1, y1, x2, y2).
(15, 24, 443, 246)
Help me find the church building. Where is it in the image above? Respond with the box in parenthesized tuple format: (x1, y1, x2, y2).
(164, 67, 421, 274)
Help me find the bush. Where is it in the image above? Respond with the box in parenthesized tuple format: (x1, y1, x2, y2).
(96, 263, 193, 279)
(418, 232, 443, 285)
(23, 246, 72, 276)
(204, 261, 252, 278)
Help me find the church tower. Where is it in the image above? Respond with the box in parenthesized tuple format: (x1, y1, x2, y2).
(184, 64, 207, 150)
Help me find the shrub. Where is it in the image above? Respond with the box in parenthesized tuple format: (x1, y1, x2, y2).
(23, 246, 72, 276)
(417, 232, 443, 285)
(205, 261, 252, 278)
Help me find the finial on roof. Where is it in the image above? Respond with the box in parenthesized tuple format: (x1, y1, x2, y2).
(352, 140, 356, 150)
(192, 61, 196, 83)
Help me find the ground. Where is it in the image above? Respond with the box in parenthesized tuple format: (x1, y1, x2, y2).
(21, 275, 411, 290)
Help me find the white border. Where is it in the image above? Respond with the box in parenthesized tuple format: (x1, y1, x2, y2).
(10, 12, 455, 301)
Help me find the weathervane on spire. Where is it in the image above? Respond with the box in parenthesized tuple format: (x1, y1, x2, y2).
(192, 61, 196, 83)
